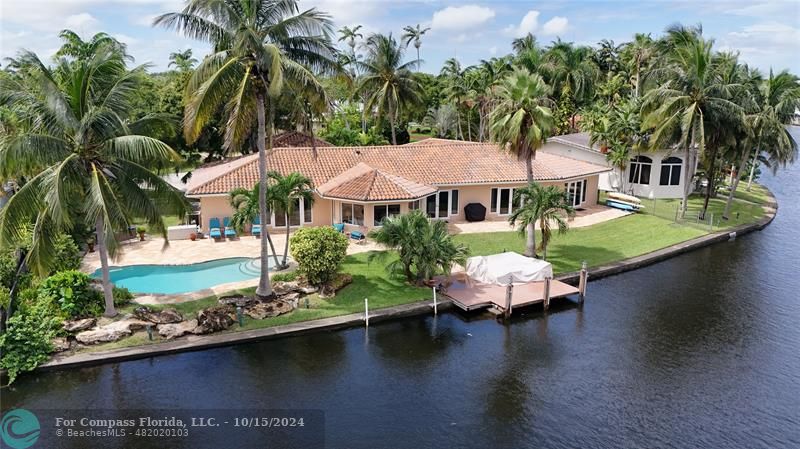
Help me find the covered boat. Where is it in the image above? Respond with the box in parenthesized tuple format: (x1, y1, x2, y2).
(465, 252, 553, 285)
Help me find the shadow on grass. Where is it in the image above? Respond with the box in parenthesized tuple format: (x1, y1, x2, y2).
(545, 244, 627, 273)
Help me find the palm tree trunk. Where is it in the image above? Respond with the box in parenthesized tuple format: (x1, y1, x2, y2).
(681, 131, 694, 216)
(390, 107, 397, 145)
(255, 92, 274, 300)
(634, 60, 640, 98)
(467, 111, 472, 141)
(457, 108, 463, 140)
(723, 148, 750, 219)
(95, 217, 117, 317)
(746, 147, 758, 191)
(700, 145, 718, 220)
(524, 154, 537, 258)
(283, 213, 290, 268)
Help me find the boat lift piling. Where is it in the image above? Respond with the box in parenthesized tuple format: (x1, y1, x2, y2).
(504, 284, 513, 319)
(579, 261, 588, 303)
(543, 277, 552, 311)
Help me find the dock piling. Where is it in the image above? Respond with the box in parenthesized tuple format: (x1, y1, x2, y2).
(543, 277, 552, 311)
(579, 261, 588, 303)
(364, 298, 369, 327)
(432, 287, 438, 315)
(504, 284, 513, 320)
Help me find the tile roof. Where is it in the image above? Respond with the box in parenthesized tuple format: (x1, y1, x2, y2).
(186, 141, 611, 196)
(549, 132, 600, 152)
(317, 163, 437, 201)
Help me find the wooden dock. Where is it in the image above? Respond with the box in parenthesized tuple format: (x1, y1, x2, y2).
(444, 279, 579, 311)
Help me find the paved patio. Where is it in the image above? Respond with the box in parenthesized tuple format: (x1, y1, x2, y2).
(448, 204, 629, 234)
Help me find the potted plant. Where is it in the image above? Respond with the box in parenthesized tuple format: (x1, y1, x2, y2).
(189, 232, 197, 241)
(136, 226, 147, 241)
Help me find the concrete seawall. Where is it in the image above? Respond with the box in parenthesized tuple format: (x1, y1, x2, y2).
(37, 191, 778, 372)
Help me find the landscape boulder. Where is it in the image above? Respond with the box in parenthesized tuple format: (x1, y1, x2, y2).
(157, 319, 198, 339)
(51, 337, 72, 353)
(244, 300, 293, 320)
(134, 307, 183, 324)
(272, 281, 300, 296)
(75, 319, 151, 345)
(63, 318, 96, 333)
(218, 295, 256, 308)
(193, 305, 236, 334)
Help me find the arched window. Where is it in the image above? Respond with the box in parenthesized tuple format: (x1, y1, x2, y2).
(628, 156, 652, 185)
(660, 157, 682, 186)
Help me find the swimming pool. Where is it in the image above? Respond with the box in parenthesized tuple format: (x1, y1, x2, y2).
(93, 257, 282, 295)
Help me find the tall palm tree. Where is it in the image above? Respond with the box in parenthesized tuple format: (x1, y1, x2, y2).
(338, 25, 363, 54)
(357, 33, 422, 145)
(54, 29, 129, 60)
(508, 183, 574, 260)
(0, 48, 187, 317)
(642, 25, 742, 215)
(268, 171, 314, 268)
(401, 24, 431, 63)
(488, 68, 554, 257)
(168, 48, 198, 71)
(155, 0, 337, 300)
(441, 58, 467, 139)
(229, 183, 281, 267)
(620, 33, 656, 97)
(542, 39, 598, 107)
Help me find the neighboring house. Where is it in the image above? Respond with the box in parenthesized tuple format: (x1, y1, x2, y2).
(186, 139, 610, 233)
(543, 132, 692, 199)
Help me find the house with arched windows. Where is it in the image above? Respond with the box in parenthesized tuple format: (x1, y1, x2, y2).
(542, 132, 693, 199)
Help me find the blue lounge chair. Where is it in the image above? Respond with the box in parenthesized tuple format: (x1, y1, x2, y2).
(223, 217, 237, 239)
(350, 230, 365, 244)
(333, 223, 345, 233)
(208, 218, 222, 240)
(252, 216, 261, 237)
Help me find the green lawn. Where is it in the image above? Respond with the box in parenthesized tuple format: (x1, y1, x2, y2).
(409, 131, 434, 142)
(454, 214, 706, 274)
(639, 192, 765, 230)
(731, 182, 772, 205)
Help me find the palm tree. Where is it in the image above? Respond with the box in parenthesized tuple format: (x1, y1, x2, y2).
(168, 49, 197, 71)
(368, 210, 468, 285)
(423, 103, 457, 138)
(542, 39, 598, 108)
(357, 33, 422, 145)
(338, 25, 363, 54)
(441, 58, 468, 139)
(642, 25, 742, 216)
(268, 171, 314, 268)
(0, 48, 187, 317)
(620, 33, 656, 97)
(229, 183, 281, 267)
(508, 183, 574, 260)
(402, 24, 431, 63)
(54, 29, 129, 60)
(488, 68, 554, 257)
(155, 0, 337, 300)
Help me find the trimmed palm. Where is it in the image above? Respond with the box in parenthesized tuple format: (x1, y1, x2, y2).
(0, 49, 187, 317)
(488, 68, 554, 256)
(401, 24, 430, 63)
(508, 183, 574, 260)
(168, 49, 197, 71)
(229, 184, 281, 267)
(268, 171, 314, 268)
(357, 33, 422, 145)
(155, 0, 337, 299)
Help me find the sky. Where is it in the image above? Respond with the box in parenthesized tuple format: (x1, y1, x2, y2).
(1, 0, 799, 75)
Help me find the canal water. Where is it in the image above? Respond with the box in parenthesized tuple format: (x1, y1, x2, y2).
(3, 129, 799, 449)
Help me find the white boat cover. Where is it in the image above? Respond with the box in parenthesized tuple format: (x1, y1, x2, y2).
(465, 252, 553, 285)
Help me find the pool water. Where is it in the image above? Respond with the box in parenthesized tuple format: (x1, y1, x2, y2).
(93, 257, 276, 294)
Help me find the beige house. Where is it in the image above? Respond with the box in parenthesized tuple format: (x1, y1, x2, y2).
(186, 138, 611, 234)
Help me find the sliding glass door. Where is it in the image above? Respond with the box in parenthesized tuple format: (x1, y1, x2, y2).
(564, 179, 587, 208)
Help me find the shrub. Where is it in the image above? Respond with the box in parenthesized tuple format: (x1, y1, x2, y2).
(113, 286, 134, 306)
(0, 232, 80, 291)
(289, 227, 348, 286)
(0, 305, 60, 384)
(271, 271, 298, 283)
(51, 234, 82, 273)
(38, 270, 103, 318)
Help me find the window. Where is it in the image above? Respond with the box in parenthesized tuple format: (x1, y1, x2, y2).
(629, 156, 653, 185)
(491, 188, 518, 215)
(274, 199, 311, 227)
(660, 157, 682, 186)
(409, 200, 419, 210)
(373, 204, 401, 226)
(423, 189, 459, 219)
(450, 190, 459, 215)
(564, 179, 587, 207)
(341, 203, 364, 225)
(438, 191, 449, 218)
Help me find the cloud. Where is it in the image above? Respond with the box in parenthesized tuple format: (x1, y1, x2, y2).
(719, 21, 800, 71)
(503, 10, 540, 37)
(64, 13, 100, 30)
(542, 16, 568, 35)
(299, 0, 384, 26)
(431, 5, 495, 31)
(489, 46, 498, 55)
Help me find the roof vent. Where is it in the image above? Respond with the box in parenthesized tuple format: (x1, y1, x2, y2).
(355, 150, 362, 155)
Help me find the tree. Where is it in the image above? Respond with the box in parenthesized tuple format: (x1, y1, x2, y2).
(642, 25, 743, 216)
(620, 33, 656, 97)
(424, 104, 458, 138)
(168, 49, 197, 71)
(368, 210, 468, 284)
(440, 58, 468, 140)
(268, 171, 314, 269)
(542, 39, 598, 113)
(229, 184, 281, 267)
(338, 25, 363, 54)
(508, 183, 574, 260)
(54, 29, 129, 61)
(402, 24, 431, 63)
(488, 68, 554, 257)
(156, 0, 337, 300)
(0, 48, 187, 317)
(357, 33, 422, 145)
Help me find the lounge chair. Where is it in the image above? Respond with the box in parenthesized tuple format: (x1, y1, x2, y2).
(350, 230, 366, 244)
(333, 223, 345, 233)
(223, 217, 237, 239)
(252, 216, 261, 237)
(208, 218, 222, 240)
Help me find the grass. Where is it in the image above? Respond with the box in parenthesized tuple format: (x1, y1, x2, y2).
(409, 129, 434, 142)
(454, 214, 706, 274)
(731, 182, 771, 205)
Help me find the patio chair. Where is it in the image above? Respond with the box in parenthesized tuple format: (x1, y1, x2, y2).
(333, 223, 345, 233)
(223, 217, 237, 239)
(349, 230, 366, 244)
(208, 218, 222, 240)
(251, 216, 261, 238)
